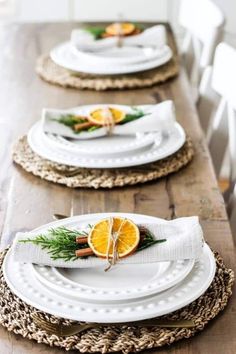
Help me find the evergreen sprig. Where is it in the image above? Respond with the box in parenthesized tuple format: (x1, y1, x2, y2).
(20, 227, 89, 262)
(120, 108, 148, 124)
(85, 26, 106, 40)
(20, 226, 166, 262)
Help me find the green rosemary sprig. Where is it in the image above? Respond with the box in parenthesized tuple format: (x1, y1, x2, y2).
(20, 227, 89, 262)
(120, 108, 148, 124)
(55, 115, 87, 127)
(20, 226, 166, 261)
(85, 26, 106, 40)
(137, 229, 166, 252)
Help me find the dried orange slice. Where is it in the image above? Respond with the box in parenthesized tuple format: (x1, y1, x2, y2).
(88, 217, 140, 259)
(105, 22, 135, 36)
(88, 107, 125, 126)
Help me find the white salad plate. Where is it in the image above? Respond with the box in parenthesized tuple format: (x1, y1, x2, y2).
(3, 213, 216, 323)
(50, 42, 172, 75)
(32, 257, 194, 302)
(72, 45, 168, 66)
(45, 132, 161, 157)
(28, 122, 185, 169)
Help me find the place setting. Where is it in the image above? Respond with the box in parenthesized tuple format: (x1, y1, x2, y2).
(12, 100, 194, 189)
(36, 22, 179, 90)
(0, 211, 233, 353)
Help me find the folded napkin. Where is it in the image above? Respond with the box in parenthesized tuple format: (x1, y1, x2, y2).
(43, 100, 176, 140)
(71, 25, 167, 52)
(12, 217, 204, 268)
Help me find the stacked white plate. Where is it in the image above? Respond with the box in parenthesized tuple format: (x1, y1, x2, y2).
(50, 42, 173, 75)
(3, 213, 216, 323)
(50, 25, 173, 75)
(28, 104, 186, 169)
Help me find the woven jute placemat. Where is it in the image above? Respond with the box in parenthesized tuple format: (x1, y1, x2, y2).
(36, 25, 179, 91)
(12, 136, 194, 189)
(0, 249, 233, 353)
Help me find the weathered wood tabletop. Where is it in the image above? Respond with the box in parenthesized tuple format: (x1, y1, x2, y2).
(0, 23, 235, 354)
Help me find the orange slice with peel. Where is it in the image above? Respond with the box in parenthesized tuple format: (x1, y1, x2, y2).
(105, 22, 135, 36)
(88, 217, 140, 259)
(88, 107, 125, 126)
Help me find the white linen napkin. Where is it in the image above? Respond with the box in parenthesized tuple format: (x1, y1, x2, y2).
(71, 25, 167, 52)
(12, 217, 204, 268)
(42, 101, 176, 140)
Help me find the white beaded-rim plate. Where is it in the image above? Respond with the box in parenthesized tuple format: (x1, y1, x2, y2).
(46, 132, 161, 157)
(50, 42, 173, 75)
(32, 257, 194, 302)
(3, 213, 216, 323)
(28, 122, 185, 168)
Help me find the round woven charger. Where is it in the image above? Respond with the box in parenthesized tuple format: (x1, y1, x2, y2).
(12, 136, 194, 189)
(0, 250, 233, 353)
(36, 53, 179, 91)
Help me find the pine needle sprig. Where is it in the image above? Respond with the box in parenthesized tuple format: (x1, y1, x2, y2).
(19, 227, 89, 262)
(120, 108, 149, 124)
(54, 114, 87, 127)
(137, 229, 166, 252)
(85, 26, 106, 40)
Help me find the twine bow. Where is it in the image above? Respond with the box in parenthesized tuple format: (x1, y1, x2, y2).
(115, 22, 124, 48)
(105, 217, 127, 271)
(101, 108, 115, 135)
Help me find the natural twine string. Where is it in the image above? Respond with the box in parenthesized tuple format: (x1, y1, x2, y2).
(103, 108, 115, 135)
(105, 217, 127, 271)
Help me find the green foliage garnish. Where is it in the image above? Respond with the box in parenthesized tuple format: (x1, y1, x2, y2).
(85, 26, 106, 40)
(120, 108, 148, 124)
(19, 226, 166, 262)
(20, 227, 89, 262)
(137, 230, 166, 252)
(56, 115, 87, 127)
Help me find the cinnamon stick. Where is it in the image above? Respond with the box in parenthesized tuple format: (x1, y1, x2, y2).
(76, 236, 88, 244)
(74, 122, 94, 132)
(75, 248, 94, 257)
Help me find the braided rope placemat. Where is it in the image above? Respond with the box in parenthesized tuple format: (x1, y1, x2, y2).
(0, 250, 233, 353)
(12, 136, 194, 189)
(36, 25, 179, 91)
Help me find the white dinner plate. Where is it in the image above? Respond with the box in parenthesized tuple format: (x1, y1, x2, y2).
(28, 122, 185, 169)
(72, 45, 168, 66)
(3, 213, 216, 323)
(50, 42, 173, 75)
(32, 257, 194, 302)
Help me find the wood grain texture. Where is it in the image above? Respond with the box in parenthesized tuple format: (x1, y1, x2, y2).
(0, 23, 235, 354)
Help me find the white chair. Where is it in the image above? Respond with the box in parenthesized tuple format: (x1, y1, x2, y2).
(198, 43, 236, 234)
(179, 0, 224, 102)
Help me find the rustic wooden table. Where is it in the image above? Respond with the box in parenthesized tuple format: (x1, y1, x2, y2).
(0, 23, 235, 354)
